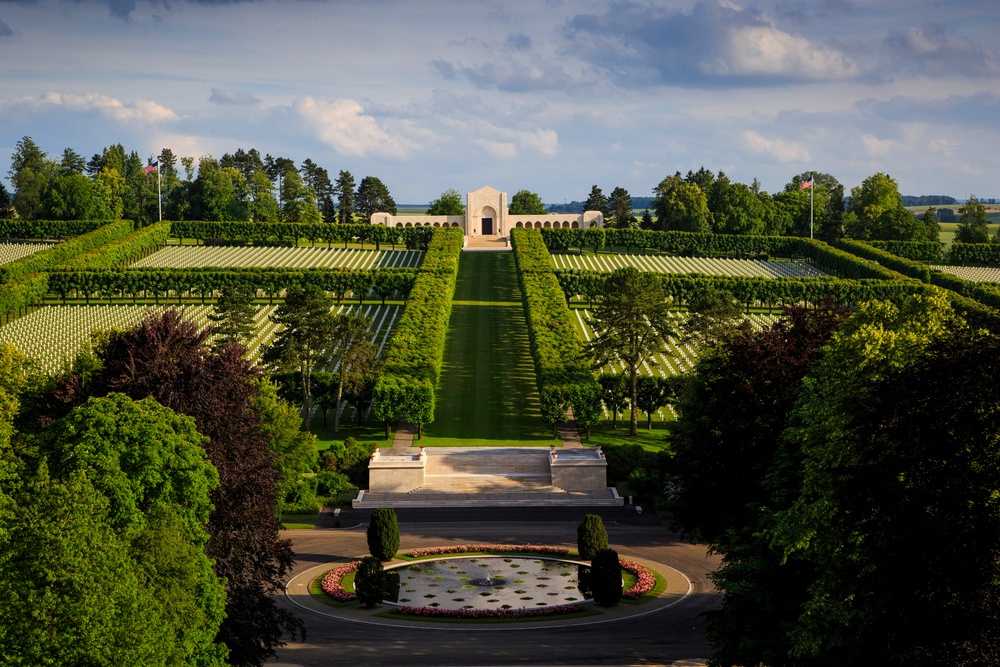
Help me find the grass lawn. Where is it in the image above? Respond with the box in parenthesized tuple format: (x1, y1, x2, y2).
(280, 512, 319, 529)
(310, 417, 389, 450)
(422, 252, 559, 447)
(580, 419, 671, 452)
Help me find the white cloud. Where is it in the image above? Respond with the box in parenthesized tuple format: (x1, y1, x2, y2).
(295, 96, 414, 159)
(742, 130, 811, 162)
(861, 133, 894, 158)
(12, 92, 178, 124)
(710, 25, 859, 80)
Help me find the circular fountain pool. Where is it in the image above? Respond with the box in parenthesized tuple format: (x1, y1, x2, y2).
(386, 556, 592, 611)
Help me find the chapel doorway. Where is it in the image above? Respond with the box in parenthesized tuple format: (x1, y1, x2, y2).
(482, 217, 494, 235)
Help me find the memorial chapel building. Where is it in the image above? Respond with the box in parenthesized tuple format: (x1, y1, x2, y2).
(369, 186, 604, 239)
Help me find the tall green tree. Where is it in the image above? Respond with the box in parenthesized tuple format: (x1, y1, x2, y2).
(335, 170, 356, 224)
(355, 175, 397, 221)
(956, 194, 990, 243)
(92, 167, 126, 220)
(33, 310, 305, 666)
(279, 167, 321, 223)
(608, 186, 635, 228)
(652, 174, 711, 233)
(584, 185, 612, 221)
(42, 171, 94, 220)
(299, 159, 336, 221)
(588, 266, 677, 436)
(329, 312, 379, 434)
(208, 285, 256, 350)
(263, 287, 337, 431)
(426, 188, 465, 216)
(253, 380, 318, 514)
(597, 372, 629, 430)
(59, 147, 86, 175)
(8, 136, 50, 220)
(0, 182, 13, 219)
(508, 189, 547, 215)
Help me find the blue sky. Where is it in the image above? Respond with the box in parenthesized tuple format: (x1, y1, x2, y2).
(1, 0, 998, 204)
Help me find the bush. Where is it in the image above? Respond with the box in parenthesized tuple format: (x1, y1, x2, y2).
(590, 548, 623, 607)
(577, 514, 609, 560)
(354, 556, 386, 608)
(367, 507, 400, 561)
(315, 470, 351, 497)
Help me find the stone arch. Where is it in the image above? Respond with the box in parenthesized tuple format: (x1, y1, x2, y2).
(543, 221, 551, 229)
(515, 221, 523, 228)
(404, 222, 412, 228)
(395, 222, 403, 228)
(562, 221, 570, 228)
(452, 222, 460, 227)
(533, 221, 541, 229)
(433, 222, 440, 227)
(571, 221, 579, 229)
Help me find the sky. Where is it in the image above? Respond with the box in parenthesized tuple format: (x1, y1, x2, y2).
(1, 0, 998, 204)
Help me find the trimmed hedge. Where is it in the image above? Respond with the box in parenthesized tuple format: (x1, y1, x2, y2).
(0, 219, 110, 240)
(867, 240, 944, 263)
(0, 273, 49, 321)
(949, 243, 1000, 266)
(835, 239, 932, 282)
(554, 270, 927, 309)
(46, 266, 416, 304)
(511, 228, 601, 433)
(372, 227, 463, 434)
(0, 220, 134, 283)
(58, 221, 171, 270)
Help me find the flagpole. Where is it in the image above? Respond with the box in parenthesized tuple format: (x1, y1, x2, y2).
(157, 164, 162, 222)
(809, 172, 814, 239)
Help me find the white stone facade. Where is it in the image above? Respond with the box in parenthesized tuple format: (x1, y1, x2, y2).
(370, 186, 604, 238)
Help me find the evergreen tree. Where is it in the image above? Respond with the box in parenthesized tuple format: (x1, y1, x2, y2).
(577, 514, 609, 560)
(208, 285, 256, 350)
(354, 556, 386, 608)
(590, 549, 622, 607)
(956, 194, 990, 243)
(366, 508, 400, 561)
(8, 136, 50, 220)
(335, 170, 356, 224)
(355, 175, 397, 221)
(584, 185, 611, 221)
(263, 287, 337, 431)
(608, 186, 634, 228)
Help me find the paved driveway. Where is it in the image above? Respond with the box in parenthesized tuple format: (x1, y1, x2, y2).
(272, 508, 721, 666)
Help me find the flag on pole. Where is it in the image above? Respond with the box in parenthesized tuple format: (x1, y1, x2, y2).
(144, 160, 159, 175)
(799, 176, 814, 190)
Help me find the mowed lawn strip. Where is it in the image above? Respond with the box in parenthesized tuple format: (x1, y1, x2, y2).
(423, 252, 559, 446)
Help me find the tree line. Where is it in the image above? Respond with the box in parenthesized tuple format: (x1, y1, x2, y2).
(3, 137, 398, 226)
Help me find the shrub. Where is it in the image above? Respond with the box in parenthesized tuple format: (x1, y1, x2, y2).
(354, 556, 386, 608)
(577, 514, 609, 560)
(590, 548, 623, 607)
(367, 507, 400, 560)
(315, 470, 351, 497)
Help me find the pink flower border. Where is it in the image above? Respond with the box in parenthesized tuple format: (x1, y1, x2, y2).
(318, 546, 659, 611)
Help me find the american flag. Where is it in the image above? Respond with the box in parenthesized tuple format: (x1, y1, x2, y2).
(144, 160, 159, 175)
(799, 176, 814, 190)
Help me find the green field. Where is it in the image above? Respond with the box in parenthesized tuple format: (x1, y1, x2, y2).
(422, 252, 559, 446)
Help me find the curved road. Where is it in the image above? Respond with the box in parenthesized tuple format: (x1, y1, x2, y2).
(272, 509, 721, 666)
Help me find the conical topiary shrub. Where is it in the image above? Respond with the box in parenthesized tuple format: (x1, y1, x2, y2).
(367, 507, 400, 561)
(577, 513, 609, 560)
(590, 548, 622, 607)
(354, 556, 385, 608)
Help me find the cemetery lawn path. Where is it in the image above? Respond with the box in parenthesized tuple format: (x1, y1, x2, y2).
(422, 252, 558, 446)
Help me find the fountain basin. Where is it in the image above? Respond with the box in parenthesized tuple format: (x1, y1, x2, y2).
(386, 556, 592, 611)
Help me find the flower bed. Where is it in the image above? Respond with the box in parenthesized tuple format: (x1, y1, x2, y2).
(320, 561, 361, 602)
(405, 544, 570, 558)
(620, 558, 655, 599)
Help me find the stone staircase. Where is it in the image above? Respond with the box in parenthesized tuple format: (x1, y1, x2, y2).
(464, 234, 511, 252)
(353, 447, 622, 508)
